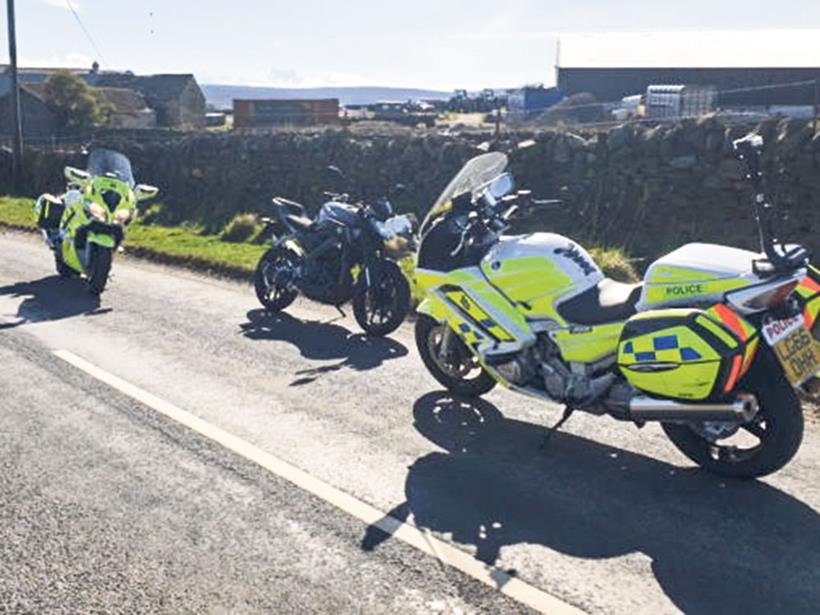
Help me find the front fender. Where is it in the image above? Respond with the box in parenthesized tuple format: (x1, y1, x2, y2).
(416, 293, 450, 321)
(87, 232, 116, 249)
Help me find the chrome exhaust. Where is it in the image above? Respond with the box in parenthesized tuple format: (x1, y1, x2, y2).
(629, 393, 759, 423)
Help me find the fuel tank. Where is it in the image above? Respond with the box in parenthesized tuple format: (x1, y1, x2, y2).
(638, 243, 762, 311)
(480, 233, 604, 321)
(316, 202, 360, 228)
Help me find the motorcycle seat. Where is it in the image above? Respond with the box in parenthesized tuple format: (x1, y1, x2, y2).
(273, 197, 307, 218)
(558, 278, 643, 326)
(286, 214, 314, 231)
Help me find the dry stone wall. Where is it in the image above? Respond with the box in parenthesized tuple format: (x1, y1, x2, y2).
(2, 116, 818, 261)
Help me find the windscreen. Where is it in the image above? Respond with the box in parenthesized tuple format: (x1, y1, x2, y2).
(87, 149, 135, 187)
(420, 152, 508, 236)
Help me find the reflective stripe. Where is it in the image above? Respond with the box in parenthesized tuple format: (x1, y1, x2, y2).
(741, 337, 760, 377)
(801, 276, 820, 294)
(725, 354, 744, 393)
(696, 316, 738, 349)
(712, 304, 752, 342)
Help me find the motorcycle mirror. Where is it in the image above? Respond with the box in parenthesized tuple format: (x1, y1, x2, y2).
(325, 165, 350, 194)
(488, 173, 515, 199)
(326, 165, 347, 181)
(64, 166, 91, 185)
(135, 184, 159, 201)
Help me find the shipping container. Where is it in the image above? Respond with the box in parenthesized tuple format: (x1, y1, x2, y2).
(233, 99, 341, 128)
(508, 86, 563, 115)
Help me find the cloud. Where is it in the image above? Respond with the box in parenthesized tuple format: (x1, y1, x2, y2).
(40, 0, 78, 10)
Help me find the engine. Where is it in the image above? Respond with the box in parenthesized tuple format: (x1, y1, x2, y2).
(493, 334, 616, 408)
(299, 245, 354, 305)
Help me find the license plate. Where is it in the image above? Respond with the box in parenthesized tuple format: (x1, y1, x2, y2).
(762, 315, 820, 386)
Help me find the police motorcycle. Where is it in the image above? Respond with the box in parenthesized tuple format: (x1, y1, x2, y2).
(254, 168, 415, 336)
(33, 149, 158, 295)
(413, 135, 819, 478)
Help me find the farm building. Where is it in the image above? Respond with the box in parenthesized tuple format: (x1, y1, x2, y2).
(0, 65, 206, 129)
(92, 73, 206, 128)
(233, 99, 341, 128)
(556, 31, 820, 108)
(0, 83, 60, 136)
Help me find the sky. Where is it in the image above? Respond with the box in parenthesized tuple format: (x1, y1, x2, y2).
(2, 0, 820, 91)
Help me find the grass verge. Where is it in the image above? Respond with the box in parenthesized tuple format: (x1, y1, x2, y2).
(0, 196, 267, 280)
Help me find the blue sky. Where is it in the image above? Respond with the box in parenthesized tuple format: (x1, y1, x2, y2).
(3, 0, 820, 90)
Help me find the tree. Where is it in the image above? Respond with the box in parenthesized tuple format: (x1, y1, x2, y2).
(44, 70, 111, 130)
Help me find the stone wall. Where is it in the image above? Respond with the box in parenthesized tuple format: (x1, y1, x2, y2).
(2, 116, 818, 261)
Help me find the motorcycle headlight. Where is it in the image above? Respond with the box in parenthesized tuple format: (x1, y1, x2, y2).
(114, 208, 133, 225)
(86, 202, 107, 222)
(384, 235, 410, 254)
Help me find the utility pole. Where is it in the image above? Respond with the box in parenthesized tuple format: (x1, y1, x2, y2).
(6, 0, 23, 188)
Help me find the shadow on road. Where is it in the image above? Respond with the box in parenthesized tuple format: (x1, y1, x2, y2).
(0, 276, 110, 329)
(362, 392, 820, 615)
(239, 309, 408, 385)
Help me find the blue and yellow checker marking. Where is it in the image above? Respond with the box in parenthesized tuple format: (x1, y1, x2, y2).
(622, 335, 704, 364)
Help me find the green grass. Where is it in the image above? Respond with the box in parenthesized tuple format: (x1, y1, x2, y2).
(589, 246, 640, 283)
(0, 196, 268, 275)
(0, 196, 39, 227)
(1, 196, 640, 287)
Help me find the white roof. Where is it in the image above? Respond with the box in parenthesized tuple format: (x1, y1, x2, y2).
(558, 30, 820, 69)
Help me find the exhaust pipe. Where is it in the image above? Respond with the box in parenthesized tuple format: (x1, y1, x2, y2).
(629, 394, 759, 423)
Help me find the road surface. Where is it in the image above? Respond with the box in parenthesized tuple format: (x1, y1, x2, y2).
(1, 230, 819, 614)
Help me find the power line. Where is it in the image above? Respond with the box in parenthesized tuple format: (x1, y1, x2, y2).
(65, 0, 108, 67)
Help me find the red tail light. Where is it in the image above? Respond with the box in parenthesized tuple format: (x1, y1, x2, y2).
(745, 281, 799, 310)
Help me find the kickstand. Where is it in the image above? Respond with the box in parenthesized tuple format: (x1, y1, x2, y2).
(541, 406, 575, 450)
(334, 304, 347, 319)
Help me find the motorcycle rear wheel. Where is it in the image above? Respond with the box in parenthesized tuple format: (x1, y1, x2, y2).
(415, 315, 497, 397)
(662, 356, 804, 479)
(353, 260, 410, 337)
(254, 247, 299, 313)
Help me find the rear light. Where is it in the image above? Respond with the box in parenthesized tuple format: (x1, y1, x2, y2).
(744, 280, 798, 311)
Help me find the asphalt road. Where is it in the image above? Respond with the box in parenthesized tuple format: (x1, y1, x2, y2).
(1, 230, 819, 614)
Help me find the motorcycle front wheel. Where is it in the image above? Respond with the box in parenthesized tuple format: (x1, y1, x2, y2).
(353, 260, 410, 337)
(55, 255, 78, 279)
(415, 314, 496, 397)
(86, 245, 112, 295)
(662, 354, 804, 479)
(254, 247, 299, 313)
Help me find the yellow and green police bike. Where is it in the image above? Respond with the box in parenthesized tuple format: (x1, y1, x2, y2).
(414, 134, 819, 478)
(34, 149, 158, 295)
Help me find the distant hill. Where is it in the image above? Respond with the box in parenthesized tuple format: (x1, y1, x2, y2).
(202, 84, 452, 109)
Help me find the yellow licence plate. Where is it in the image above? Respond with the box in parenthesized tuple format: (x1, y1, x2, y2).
(763, 316, 820, 386)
